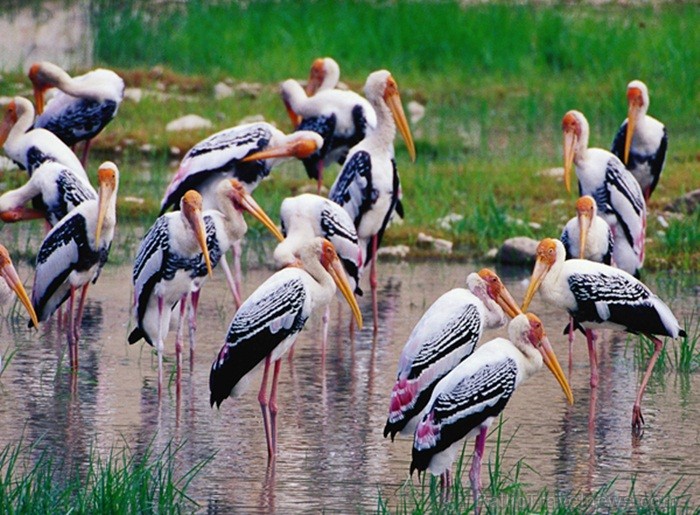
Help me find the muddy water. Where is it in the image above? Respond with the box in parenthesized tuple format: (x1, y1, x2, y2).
(0, 259, 698, 512)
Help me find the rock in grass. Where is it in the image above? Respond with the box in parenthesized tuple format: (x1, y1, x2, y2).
(166, 114, 212, 132)
(496, 236, 539, 265)
(417, 232, 453, 254)
(214, 82, 234, 99)
(378, 245, 410, 259)
(665, 189, 700, 214)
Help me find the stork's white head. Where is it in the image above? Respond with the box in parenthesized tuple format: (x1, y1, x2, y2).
(562, 110, 590, 193)
(467, 268, 521, 324)
(622, 79, 650, 164)
(306, 57, 340, 95)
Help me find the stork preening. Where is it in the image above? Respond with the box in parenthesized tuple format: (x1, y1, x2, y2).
(305, 57, 341, 96)
(560, 195, 613, 366)
(610, 80, 667, 202)
(562, 110, 646, 278)
(130, 190, 213, 393)
(30, 162, 119, 369)
(329, 69, 416, 332)
(410, 313, 573, 504)
(274, 193, 361, 352)
(0, 244, 39, 328)
(521, 238, 686, 432)
(29, 61, 124, 166)
(0, 97, 87, 178)
(280, 76, 376, 192)
(383, 269, 521, 444)
(209, 238, 362, 460)
(0, 161, 96, 226)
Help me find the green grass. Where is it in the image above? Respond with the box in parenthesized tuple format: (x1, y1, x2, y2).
(0, 436, 210, 513)
(378, 418, 696, 514)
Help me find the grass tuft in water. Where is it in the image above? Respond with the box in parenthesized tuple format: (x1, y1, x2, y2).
(377, 417, 696, 514)
(0, 436, 211, 513)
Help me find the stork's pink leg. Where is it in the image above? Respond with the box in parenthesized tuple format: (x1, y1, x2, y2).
(219, 254, 241, 309)
(370, 234, 379, 334)
(67, 286, 77, 370)
(269, 359, 282, 458)
(156, 295, 165, 397)
(188, 289, 200, 368)
(469, 426, 488, 510)
(232, 241, 243, 307)
(316, 161, 324, 194)
(80, 138, 92, 167)
(586, 329, 598, 388)
(258, 355, 273, 458)
(74, 283, 90, 342)
(175, 295, 187, 372)
(568, 317, 575, 375)
(632, 336, 664, 433)
(321, 305, 330, 363)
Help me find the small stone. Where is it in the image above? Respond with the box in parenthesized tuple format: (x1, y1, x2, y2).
(238, 114, 266, 125)
(656, 214, 669, 229)
(166, 114, 212, 132)
(496, 236, 539, 265)
(123, 196, 145, 204)
(235, 82, 263, 98)
(214, 82, 234, 100)
(123, 88, 143, 103)
(169, 146, 181, 157)
(484, 248, 499, 261)
(538, 167, 565, 178)
(416, 232, 453, 254)
(436, 213, 464, 230)
(528, 222, 542, 230)
(550, 199, 565, 206)
(408, 100, 425, 125)
(377, 245, 410, 259)
(139, 144, 154, 153)
(665, 189, 700, 214)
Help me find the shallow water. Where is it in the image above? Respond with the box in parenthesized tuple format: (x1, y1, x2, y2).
(0, 259, 698, 512)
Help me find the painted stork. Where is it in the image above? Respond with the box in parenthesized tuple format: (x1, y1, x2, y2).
(129, 190, 213, 392)
(272, 193, 362, 353)
(560, 195, 614, 365)
(410, 313, 573, 503)
(521, 238, 686, 432)
(0, 161, 96, 226)
(0, 244, 39, 328)
(383, 269, 521, 443)
(29, 61, 124, 165)
(185, 179, 284, 360)
(209, 238, 363, 460)
(610, 80, 667, 202)
(0, 97, 87, 178)
(284, 57, 342, 128)
(329, 69, 416, 332)
(160, 122, 322, 213)
(280, 77, 376, 192)
(562, 110, 646, 278)
(30, 162, 119, 369)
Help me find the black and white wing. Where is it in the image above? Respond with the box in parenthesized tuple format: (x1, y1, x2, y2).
(411, 354, 517, 474)
(297, 114, 337, 179)
(602, 158, 646, 255)
(384, 290, 484, 439)
(160, 123, 273, 213)
(318, 200, 362, 294)
(35, 98, 119, 147)
(329, 150, 373, 228)
(209, 270, 309, 407)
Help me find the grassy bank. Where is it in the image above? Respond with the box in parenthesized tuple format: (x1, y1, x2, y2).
(0, 1, 697, 269)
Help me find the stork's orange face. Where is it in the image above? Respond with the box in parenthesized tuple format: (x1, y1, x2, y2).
(623, 86, 645, 165)
(306, 58, 326, 96)
(0, 101, 18, 146)
(478, 268, 521, 318)
(575, 196, 595, 259)
(521, 238, 559, 312)
(319, 239, 363, 329)
(224, 179, 284, 242)
(627, 86, 645, 109)
(562, 111, 582, 193)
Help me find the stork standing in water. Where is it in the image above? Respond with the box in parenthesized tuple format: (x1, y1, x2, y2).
(209, 238, 362, 460)
(130, 190, 213, 393)
(30, 162, 119, 369)
(185, 180, 284, 362)
(522, 238, 685, 432)
(560, 195, 613, 367)
(272, 193, 361, 354)
(160, 123, 322, 306)
(0, 161, 96, 227)
(29, 61, 124, 166)
(410, 313, 573, 504)
(329, 69, 416, 332)
(562, 110, 646, 278)
(384, 269, 521, 444)
(280, 76, 376, 192)
(0, 97, 87, 178)
(0, 244, 39, 329)
(610, 80, 667, 202)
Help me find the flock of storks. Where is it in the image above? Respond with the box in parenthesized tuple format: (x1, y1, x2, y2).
(0, 56, 686, 503)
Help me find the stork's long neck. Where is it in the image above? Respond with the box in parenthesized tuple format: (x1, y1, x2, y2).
(5, 106, 34, 159)
(216, 192, 247, 242)
(513, 338, 543, 382)
(370, 98, 397, 151)
(300, 248, 335, 307)
(574, 126, 589, 166)
(46, 68, 106, 101)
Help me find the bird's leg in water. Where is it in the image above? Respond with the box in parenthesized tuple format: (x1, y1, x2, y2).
(67, 286, 77, 370)
(370, 234, 379, 333)
(232, 241, 243, 307)
(258, 356, 273, 458)
(156, 295, 165, 397)
(568, 316, 575, 375)
(74, 282, 90, 342)
(632, 336, 664, 433)
(269, 359, 282, 458)
(586, 329, 598, 388)
(188, 290, 200, 368)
